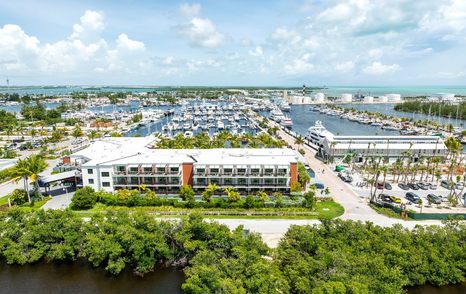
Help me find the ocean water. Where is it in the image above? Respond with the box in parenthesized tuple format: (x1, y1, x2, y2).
(1, 85, 466, 96)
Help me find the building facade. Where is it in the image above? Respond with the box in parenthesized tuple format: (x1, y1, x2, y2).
(320, 135, 447, 163)
(66, 137, 299, 194)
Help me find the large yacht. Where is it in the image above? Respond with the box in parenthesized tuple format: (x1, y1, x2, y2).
(280, 116, 293, 128)
(280, 102, 291, 112)
(306, 121, 333, 146)
(270, 107, 286, 122)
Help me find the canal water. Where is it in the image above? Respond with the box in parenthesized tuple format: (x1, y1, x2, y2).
(0, 262, 464, 293)
(0, 262, 184, 294)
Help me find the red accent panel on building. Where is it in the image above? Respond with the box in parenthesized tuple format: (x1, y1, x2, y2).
(182, 163, 193, 186)
(63, 156, 71, 165)
(290, 162, 298, 186)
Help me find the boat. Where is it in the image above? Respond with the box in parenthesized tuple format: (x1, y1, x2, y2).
(306, 121, 333, 146)
(280, 117, 293, 128)
(280, 102, 291, 112)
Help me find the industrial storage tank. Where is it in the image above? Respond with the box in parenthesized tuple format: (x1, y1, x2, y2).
(378, 95, 388, 103)
(387, 93, 401, 102)
(315, 92, 325, 103)
(363, 96, 374, 103)
(291, 96, 303, 104)
(340, 93, 352, 103)
(303, 96, 312, 104)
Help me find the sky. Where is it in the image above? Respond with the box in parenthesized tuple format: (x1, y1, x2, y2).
(0, 0, 466, 86)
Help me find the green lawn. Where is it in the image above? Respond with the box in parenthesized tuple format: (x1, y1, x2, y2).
(74, 202, 345, 220)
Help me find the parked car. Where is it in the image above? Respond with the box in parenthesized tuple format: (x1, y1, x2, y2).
(384, 183, 392, 190)
(389, 196, 402, 203)
(314, 183, 325, 189)
(417, 182, 429, 190)
(408, 183, 419, 190)
(441, 180, 453, 189)
(428, 183, 437, 190)
(427, 194, 442, 204)
(398, 183, 409, 190)
(338, 173, 353, 183)
(406, 192, 420, 203)
(455, 182, 464, 190)
(379, 193, 392, 203)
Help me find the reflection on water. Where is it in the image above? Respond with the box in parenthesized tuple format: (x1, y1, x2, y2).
(408, 282, 466, 294)
(0, 262, 184, 294)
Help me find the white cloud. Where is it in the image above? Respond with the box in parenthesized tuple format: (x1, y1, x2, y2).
(335, 61, 354, 72)
(249, 46, 263, 57)
(178, 17, 224, 48)
(116, 33, 145, 51)
(70, 10, 105, 42)
(368, 48, 383, 59)
(0, 10, 146, 75)
(179, 3, 201, 17)
(363, 61, 400, 75)
(284, 54, 314, 75)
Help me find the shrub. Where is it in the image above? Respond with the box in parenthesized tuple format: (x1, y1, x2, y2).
(290, 182, 303, 192)
(71, 187, 97, 210)
(179, 185, 195, 202)
(9, 189, 28, 205)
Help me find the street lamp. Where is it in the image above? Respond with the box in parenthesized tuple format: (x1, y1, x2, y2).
(63, 185, 69, 203)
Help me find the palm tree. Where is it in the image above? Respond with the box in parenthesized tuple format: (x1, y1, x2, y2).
(27, 154, 48, 197)
(10, 158, 32, 203)
(294, 136, 304, 147)
(72, 124, 84, 139)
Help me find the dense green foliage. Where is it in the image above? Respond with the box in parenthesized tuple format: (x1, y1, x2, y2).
(275, 219, 466, 293)
(20, 102, 68, 124)
(0, 110, 17, 131)
(72, 188, 324, 210)
(156, 131, 286, 149)
(1, 210, 465, 292)
(0, 209, 269, 280)
(71, 186, 97, 209)
(395, 101, 466, 120)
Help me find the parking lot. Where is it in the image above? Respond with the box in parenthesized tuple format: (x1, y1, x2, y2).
(344, 172, 466, 213)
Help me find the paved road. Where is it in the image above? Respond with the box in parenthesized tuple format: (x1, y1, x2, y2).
(42, 193, 72, 210)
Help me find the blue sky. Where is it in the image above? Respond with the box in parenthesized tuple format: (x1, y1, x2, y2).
(1, 0, 466, 86)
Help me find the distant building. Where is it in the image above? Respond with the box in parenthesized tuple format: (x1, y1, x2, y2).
(65, 137, 300, 194)
(320, 134, 447, 163)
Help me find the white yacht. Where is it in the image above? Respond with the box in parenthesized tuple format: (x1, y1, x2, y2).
(270, 107, 286, 122)
(280, 102, 291, 112)
(280, 117, 293, 128)
(306, 121, 333, 146)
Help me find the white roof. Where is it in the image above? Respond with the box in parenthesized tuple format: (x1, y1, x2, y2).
(77, 137, 298, 167)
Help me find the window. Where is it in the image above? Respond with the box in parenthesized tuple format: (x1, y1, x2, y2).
(87, 169, 93, 174)
(129, 177, 138, 185)
(143, 177, 153, 184)
(210, 178, 220, 184)
(236, 168, 246, 175)
(143, 167, 152, 174)
(250, 168, 260, 175)
(277, 168, 287, 176)
(128, 167, 138, 174)
(169, 177, 180, 184)
(101, 172, 110, 177)
(102, 182, 110, 187)
(116, 166, 125, 173)
(156, 177, 167, 184)
(264, 168, 274, 175)
(264, 178, 274, 185)
(277, 178, 287, 185)
(195, 168, 206, 175)
(209, 168, 219, 175)
(223, 168, 233, 175)
(157, 167, 166, 174)
(88, 179, 94, 184)
(237, 178, 247, 185)
(170, 167, 179, 174)
(196, 178, 207, 185)
(250, 178, 260, 185)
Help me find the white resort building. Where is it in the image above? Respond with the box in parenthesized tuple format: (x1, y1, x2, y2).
(320, 134, 447, 163)
(64, 137, 299, 194)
